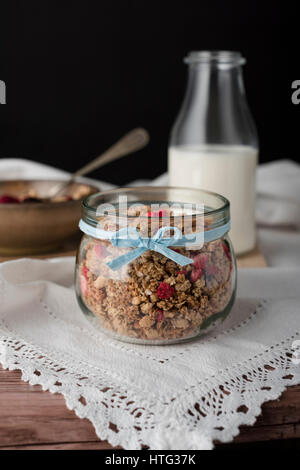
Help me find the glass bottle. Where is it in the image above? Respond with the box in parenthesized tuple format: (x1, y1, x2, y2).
(168, 51, 259, 255)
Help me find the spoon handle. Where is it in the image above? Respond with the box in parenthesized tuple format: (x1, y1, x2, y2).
(73, 127, 149, 178)
(47, 128, 149, 200)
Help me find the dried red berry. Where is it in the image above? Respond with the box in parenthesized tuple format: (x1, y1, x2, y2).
(80, 275, 88, 296)
(157, 282, 175, 299)
(222, 242, 232, 261)
(147, 209, 168, 218)
(94, 244, 107, 259)
(193, 253, 209, 270)
(0, 195, 20, 204)
(157, 310, 164, 322)
(82, 266, 89, 279)
(190, 268, 203, 282)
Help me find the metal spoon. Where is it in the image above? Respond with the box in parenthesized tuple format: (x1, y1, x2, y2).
(47, 127, 150, 200)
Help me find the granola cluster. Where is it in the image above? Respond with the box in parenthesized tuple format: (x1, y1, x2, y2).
(77, 220, 234, 342)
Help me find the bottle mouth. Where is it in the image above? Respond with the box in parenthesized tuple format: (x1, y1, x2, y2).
(184, 51, 246, 66)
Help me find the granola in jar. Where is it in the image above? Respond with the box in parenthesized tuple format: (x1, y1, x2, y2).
(76, 187, 236, 344)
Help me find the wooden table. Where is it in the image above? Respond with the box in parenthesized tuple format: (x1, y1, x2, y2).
(1, 246, 299, 450)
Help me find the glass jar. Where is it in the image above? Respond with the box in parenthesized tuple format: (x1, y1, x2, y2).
(75, 187, 237, 345)
(169, 51, 259, 255)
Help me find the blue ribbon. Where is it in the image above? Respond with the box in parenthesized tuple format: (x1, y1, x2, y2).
(107, 226, 193, 270)
(79, 219, 230, 271)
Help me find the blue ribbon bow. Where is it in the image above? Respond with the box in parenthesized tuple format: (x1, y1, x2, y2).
(79, 219, 230, 271)
(107, 226, 193, 270)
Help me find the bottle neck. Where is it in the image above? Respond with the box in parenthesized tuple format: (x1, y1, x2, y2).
(170, 55, 258, 148)
(184, 51, 246, 106)
(188, 62, 244, 94)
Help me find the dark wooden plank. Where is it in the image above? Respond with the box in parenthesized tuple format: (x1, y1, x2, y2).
(0, 367, 110, 448)
(233, 422, 300, 444)
(1, 366, 300, 449)
(0, 441, 116, 450)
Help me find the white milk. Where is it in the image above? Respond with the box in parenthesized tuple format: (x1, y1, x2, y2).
(168, 145, 258, 254)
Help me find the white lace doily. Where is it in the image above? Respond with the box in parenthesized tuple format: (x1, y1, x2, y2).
(0, 257, 300, 450)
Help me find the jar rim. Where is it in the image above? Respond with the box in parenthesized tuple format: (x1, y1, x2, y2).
(82, 186, 230, 228)
(184, 50, 246, 65)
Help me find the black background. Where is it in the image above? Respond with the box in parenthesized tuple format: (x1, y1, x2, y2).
(0, 0, 298, 185)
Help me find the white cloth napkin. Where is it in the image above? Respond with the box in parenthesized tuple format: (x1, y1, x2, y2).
(0, 157, 300, 449)
(256, 159, 300, 228)
(0, 258, 300, 450)
(0, 158, 114, 191)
